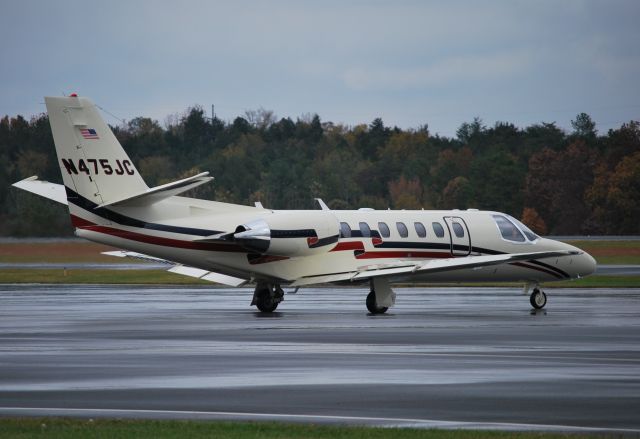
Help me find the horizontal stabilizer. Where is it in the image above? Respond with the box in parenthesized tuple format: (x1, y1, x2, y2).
(102, 250, 248, 287)
(12, 176, 68, 205)
(96, 172, 214, 208)
(101, 250, 172, 264)
(168, 265, 248, 287)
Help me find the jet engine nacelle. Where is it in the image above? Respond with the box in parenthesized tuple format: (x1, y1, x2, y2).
(233, 211, 340, 257)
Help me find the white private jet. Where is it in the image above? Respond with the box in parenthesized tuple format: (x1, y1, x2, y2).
(13, 95, 597, 313)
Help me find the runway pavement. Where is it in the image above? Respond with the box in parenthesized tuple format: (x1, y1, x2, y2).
(0, 285, 639, 433)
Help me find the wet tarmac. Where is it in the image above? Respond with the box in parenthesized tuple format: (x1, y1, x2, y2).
(0, 285, 639, 433)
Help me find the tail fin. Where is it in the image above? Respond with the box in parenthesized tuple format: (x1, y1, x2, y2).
(45, 95, 148, 207)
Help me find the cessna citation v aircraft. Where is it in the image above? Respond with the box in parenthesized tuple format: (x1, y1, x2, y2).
(13, 95, 597, 313)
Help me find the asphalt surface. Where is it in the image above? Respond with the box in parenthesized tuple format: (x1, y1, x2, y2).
(1, 285, 639, 433)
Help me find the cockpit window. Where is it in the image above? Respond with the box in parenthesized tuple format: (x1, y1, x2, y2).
(492, 215, 526, 242)
(508, 215, 539, 241)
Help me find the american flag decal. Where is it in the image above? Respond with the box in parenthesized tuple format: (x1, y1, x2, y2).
(80, 128, 99, 139)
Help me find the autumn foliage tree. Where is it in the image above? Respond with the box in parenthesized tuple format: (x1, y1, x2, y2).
(587, 151, 640, 234)
(0, 107, 638, 236)
(521, 207, 548, 235)
(388, 176, 424, 209)
(525, 141, 596, 234)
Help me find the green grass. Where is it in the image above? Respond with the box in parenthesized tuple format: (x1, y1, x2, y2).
(563, 240, 640, 265)
(0, 269, 209, 285)
(0, 418, 613, 439)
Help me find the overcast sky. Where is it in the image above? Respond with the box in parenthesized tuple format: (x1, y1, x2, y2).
(1, 0, 639, 137)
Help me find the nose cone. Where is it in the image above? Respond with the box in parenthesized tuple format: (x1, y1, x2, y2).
(577, 251, 598, 277)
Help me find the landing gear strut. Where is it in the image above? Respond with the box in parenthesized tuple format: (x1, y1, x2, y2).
(251, 283, 284, 312)
(530, 288, 547, 309)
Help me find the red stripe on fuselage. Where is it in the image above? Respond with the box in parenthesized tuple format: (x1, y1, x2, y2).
(70, 215, 244, 252)
(71, 215, 94, 228)
(331, 241, 365, 251)
(355, 251, 449, 259)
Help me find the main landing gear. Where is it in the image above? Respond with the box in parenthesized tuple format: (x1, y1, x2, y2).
(366, 290, 388, 314)
(252, 283, 284, 312)
(366, 278, 396, 314)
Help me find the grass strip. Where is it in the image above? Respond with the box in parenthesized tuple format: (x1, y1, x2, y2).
(1, 269, 639, 288)
(0, 269, 209, 285)
(563, 240, 640, 265)
(0, 417, 610, 439)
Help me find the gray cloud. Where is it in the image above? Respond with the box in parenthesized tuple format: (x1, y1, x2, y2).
(1, 0, 639, 136)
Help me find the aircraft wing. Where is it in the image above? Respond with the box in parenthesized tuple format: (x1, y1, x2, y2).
(291, 250, 579, 287)
(102, 250, 248, 287)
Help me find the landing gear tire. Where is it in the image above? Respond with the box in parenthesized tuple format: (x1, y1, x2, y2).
(530, 288, 547, 309)
(253, 284, 284, 313)
(256, 292, 278, 312)
(366, 290, 388, 314)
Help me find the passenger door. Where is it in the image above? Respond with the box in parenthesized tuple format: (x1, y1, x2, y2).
(443, 216, 471, 257)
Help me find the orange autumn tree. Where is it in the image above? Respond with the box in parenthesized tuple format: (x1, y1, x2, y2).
(521, 207, 548, 235)
(388, 176, 424, 209)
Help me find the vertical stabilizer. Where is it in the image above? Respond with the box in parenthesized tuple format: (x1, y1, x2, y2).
(45, 95, 148, 208)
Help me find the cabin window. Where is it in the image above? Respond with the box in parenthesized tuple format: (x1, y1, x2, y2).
(340, 222, 352, 238)
(452, 222, 465, 238)
(396, 222, 409, 238)
(492, 215, 525, 242)
(432, 222, 445, 238)
(359, 222, 371, 237)
(414, 222, 427, 238)
(378, 222, 390, 238)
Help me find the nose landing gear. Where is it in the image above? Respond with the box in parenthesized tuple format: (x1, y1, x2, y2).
(529, 287, 547, 309)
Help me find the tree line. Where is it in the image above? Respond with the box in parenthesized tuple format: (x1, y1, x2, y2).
(0, 106, 638, 236)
